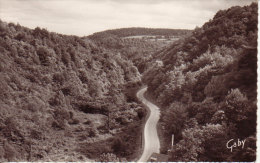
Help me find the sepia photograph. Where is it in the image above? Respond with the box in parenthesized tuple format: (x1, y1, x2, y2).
(0, 0, 258, 162)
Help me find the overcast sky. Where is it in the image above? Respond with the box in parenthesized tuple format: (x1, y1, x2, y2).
(0, 0, 257, 36)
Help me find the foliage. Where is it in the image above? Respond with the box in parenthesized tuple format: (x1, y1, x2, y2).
(0, 19, 146, 161)
(224, 88, 248, 122)
(143, 3, 257, 161)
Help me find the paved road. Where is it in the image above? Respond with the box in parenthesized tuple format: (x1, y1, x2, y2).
(137, 87, 160, 162)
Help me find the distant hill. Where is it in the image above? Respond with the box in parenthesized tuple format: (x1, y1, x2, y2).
(143, 2, 257, 162)
(89, 27, 191, 38)
(86, 28, 191, 73)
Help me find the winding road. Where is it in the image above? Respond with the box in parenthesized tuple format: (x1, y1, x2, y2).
(137, 87, 160, 162)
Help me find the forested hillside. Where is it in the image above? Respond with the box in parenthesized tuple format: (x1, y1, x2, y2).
(0, 20, 146, 161)
(143, 3, 257, 161)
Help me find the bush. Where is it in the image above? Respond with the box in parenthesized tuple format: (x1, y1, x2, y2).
(51, 109, 70, 130)
(61, 52, 71, 66)
(61, 84, 79, 96)
(137, 108, 145, 120)
(112, 137, 127, 155)
(30, 129, 42, 140)
(52, 73, 65, 85)
(36, 46, 51, 66)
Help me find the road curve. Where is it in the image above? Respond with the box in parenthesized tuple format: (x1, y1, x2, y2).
(137, 87, 160, 162)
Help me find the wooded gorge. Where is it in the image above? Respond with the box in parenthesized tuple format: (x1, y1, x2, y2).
(0, 1, 257, 162)
(0, 18, 188, 161)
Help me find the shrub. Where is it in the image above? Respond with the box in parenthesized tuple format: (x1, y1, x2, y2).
(52, 73, 65, 85)
(61, 84, 80, 96)
(51, 109, 70, 130)
(61, 52, 71, 66)
(112, 137, 127, 155)
(30, 129, 42, 140)
(137, 108, 145, 120)
(36, 46, 51, 66)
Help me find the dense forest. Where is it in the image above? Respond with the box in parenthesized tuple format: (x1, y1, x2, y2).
(0, 19, 191, 162)
(143, 3, 257, 161)
(0, 2, 257, 162)
(0, 19, 151, 161)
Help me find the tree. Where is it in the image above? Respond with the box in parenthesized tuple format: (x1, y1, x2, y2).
(201, 124, 230, 161)
(170, 126, 204, 161)
(170, 124, 227, 161)
(224, 88, 248, 123)
(162, 102, 188, 142)
(36, 46, 52, 66)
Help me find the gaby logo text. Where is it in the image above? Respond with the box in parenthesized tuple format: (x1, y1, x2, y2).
(226, 138, 246, 152)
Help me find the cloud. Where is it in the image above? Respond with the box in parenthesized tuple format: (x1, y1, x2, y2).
(0, 0, 257, 36)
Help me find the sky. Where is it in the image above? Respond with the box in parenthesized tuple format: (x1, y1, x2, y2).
(0, 0, 257, 36)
